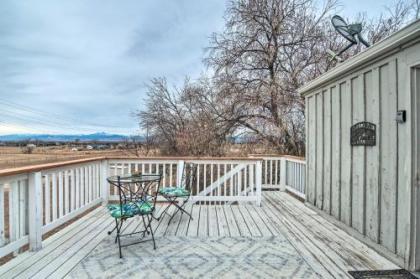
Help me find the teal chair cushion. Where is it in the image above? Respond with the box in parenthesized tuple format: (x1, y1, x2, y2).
(159, 187, 190, 197)
(107, 201, 154, 218)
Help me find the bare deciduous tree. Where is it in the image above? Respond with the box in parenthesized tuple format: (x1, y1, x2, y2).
(138, 0, 417, 156)
(205, 0, 417, 156)
(205, 0, 337, 155)
(137, 77, 239, 156)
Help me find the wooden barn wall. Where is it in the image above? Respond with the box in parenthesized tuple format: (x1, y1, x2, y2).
(305, 52, 415, 262)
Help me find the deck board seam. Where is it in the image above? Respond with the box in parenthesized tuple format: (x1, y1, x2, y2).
(246, 205, 275, 236)
(51, 217, 115, 278)
(230, 206, 250, 236)
(275, 192, 395, 269)
(236, 205, 255, 236)
(272, 194, 362, 270)
(22, 214, 113, 278)
(220, 206, 232, 237)
(248, 205, 275, 236)
(55, 219, 116, 278)
(0, 209, 108, 278)
(241, 204, 264, 236)
(264, 193, 353, 277)
(260, 194, 328, 272)
(263, 194, 339, 278)
(178, 204, 193, 236)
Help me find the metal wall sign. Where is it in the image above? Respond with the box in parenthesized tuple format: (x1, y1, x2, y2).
(351, 121, 376, 146)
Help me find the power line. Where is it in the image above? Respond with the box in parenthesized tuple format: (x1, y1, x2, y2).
(0, 122, 50, 134)
(0, 98, 124, 129)
(0, 111, 99, 133)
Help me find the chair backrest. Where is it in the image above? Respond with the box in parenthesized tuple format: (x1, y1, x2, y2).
(138, 175, 162, 209)
(108, 174, 162, 213)
(181, 163, 198, 191)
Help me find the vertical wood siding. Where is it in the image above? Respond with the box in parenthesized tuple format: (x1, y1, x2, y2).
(331, 85, 341, 220)
(308, 96, 316, 204)
(365, 69, 380, 243)
(323, 89, 332, 214)
(316, 93, 324, 209)
(340, 81, 352, 226)
(305, 55, 412, 260)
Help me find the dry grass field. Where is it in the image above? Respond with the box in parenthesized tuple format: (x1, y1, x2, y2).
(0, 143, 280, 170)
(0, 146, 138, 170)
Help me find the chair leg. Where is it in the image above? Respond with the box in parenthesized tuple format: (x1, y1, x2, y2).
(181, 194, 193, 220)
(141, 215, 149, 235)
(114, 219, 124, 243)
(156, 198, 174, 220)
(108, 219, 118, 235)
(162, 196, 193, 224)
(148, 215, 156, 250)
(173, 199, 193, 220)
(116, 219, 123, 258)
(167, 205, 180, 225)
(114, 219, 119, 243)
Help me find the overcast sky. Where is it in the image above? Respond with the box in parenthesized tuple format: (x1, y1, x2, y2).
(0, 0, 396, 135)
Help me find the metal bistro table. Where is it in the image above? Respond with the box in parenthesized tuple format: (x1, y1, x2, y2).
(106, 173, 162, 257)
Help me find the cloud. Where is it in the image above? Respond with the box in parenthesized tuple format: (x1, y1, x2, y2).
(0, 0, 226, 135)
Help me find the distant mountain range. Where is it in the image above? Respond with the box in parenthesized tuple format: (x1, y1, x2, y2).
(0, 132, 136, 142)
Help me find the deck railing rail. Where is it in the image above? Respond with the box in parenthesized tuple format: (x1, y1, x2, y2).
(0, 155, 305, 259)
(249, 155, 306, 199)
(106, 158, 262, 204)
(285, 157, 306, 200)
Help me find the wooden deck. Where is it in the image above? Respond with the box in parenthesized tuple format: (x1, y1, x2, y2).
(0, 191, 398, 278)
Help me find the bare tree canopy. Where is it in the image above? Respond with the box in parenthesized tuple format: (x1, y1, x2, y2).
(137, 77, 240, 156)
(205, 0, 338, 155)
(138, 0, 418, 157)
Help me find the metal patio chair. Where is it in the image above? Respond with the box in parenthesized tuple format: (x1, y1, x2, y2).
(106, 173, 162, 258)
(158, 163, 198, 224)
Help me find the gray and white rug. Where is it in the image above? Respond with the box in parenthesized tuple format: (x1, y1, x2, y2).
(68, 236, 319, 278)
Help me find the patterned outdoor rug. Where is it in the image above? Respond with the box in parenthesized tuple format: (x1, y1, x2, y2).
(68, 236, 319, 278)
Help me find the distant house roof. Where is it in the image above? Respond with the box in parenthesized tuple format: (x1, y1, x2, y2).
(299, 19, 420, 96)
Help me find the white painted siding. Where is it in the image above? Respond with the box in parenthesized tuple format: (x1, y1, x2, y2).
(303, 38, 420, 270)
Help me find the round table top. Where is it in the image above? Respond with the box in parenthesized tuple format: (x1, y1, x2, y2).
(106, 173, 161, 184)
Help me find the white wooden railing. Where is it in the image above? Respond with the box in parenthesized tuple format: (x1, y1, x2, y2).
(284, 157, 306, 200)
(0, 158, 105, 259)
(0, 155, 306, 259)
(41, 161, 103, 233)
(249, 155, 306, 199)
(107, 158, 262, 205)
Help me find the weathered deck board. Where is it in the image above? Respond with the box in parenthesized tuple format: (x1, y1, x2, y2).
(186, 204, 200, 237)
(238, 204, 262, 236)
(0, 207, 106, 277)
(208, 205, 218, 237)
(231, 205, 251, 236)
(223, 205, 241, 237)
(198, 205, 208, 237)
(176, 203, 193, 236)
(267, 194, 360, 275)
(0, 192, 399, 279)
(274, 192, 396, 268)
(264, 192, 398, 273)
(264, 193, 349, 278)
(215, 205, 225, 236)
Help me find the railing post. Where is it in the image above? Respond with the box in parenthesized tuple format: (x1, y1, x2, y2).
(279, 157, 287, 191)
(177, 160, 185, 186)
(28, 171, 42, 251)
(100, 160, 109, 205)
(255, 161, 262, 206)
